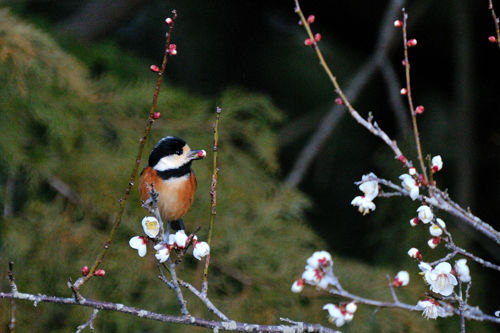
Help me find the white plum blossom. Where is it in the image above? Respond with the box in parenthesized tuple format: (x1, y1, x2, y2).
(306, 251, 333, 269)
(193, 241, 210, 260)
(351, 177, 379, 215)
(455, 259, 471, 283)
(416, 299, 447, 320)
(302, 267, 330, 289)
(429, 219, 445, 237)
(291, 279, 305, 293)
(417, 205, 433, 224)
(141, 216, 160, 238)
(322, 304, 345, 327)
(323, 302, 357, 327)
(168, 230, 188, 248)
(393, 271, 410, 287)
(129, 236, 148, 257)
(351, 196, 376, 215)
(399, 174, 419, 200)
(431, 155, 443, 173)
(495, 310, 500, 317)
(419, 262, 457, 296)
(154, 243, 170, 263)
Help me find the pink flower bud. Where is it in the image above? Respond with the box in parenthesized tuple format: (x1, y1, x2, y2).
(307, 15, 315, 24)
(394, 20, 403, 28)
(428, 237, 441, 249)
(95, 269, 105, 277)
(402, 59, 407, 66)
(150, 65, 160, 73)
(489, 36, 497, 43)
(335, 97, 343, 105)
(415, 105, 424, 114)
(410, 217, 420, 227)
(165, 17, 173, 26)
(314, 33, 322, 42)
(168, 44, 177, 56)
(304, 38, 314, 46)
(407, 39, 417, 47)
(298, 20, 303, 26)
(153, 112, 161, 119)
(400, 88, 407, 95)
(81, 266, 89, 276)
(398, 155, 407, 164)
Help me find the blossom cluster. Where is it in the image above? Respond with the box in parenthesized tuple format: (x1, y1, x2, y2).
(129, 216, 210, 263)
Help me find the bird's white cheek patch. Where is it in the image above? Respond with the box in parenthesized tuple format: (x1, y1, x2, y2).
(154, 155, 186, 171)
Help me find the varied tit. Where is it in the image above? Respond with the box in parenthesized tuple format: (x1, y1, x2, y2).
(139, 136, 206, 231)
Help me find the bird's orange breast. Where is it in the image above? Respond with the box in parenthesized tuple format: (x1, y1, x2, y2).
(139, 166, 197, 221)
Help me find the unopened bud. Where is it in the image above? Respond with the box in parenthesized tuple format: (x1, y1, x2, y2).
(408, 247, 422, 260)
(489, 36, 497, 43)
(402, 59, 407, 66)
(394, 20, 403, 28)
(307, 15, 315, 24)
(81, 266, 89, 276)
(398, 155, 407, 164)
(335, 97, 343, 105)
(168, 44, 177, 56)
(304, 38, 314, 46)
(407, 39, 417, 47)
(153, 112, 161, 119)
(415, 105, 424, 114)
(410, 217, 420, 227)
(95, 269, 105, 277)
(150, 65, 160, 73)
(409, 167, 416, 175)
(314, 33, 322, 42)
(428, 237, 441, 249)
(400, 88, 408, 95)
(165, 17, 173, 26)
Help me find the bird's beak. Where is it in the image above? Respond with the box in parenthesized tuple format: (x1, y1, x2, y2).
(187, 149, 206, 161)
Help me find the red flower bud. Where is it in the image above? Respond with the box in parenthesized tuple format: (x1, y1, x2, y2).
(153, 112, 161, 119)
(307, 15, 315, 24)
(314, 33, 322, 42)
(398, 155, 407, 164)
(402, 59, 407, 66)
(150, 65, 160, 73)
(81, 266, 89, 276)
(165, 17, 173, 26)
(304, 38, 314, 46)
(394, 20, 403, 28)
(407, 39, 417, 47)
(415, 105, 424, 114)
(489, 36, 497, 43)
(335, 97, 343, 105)
(400, 88, 407, 95)
(95, 269, 105, 277)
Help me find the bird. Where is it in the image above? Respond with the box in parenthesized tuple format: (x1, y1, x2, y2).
(139, 136, 206, 231)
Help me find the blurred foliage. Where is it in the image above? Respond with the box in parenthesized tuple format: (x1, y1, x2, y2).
(0, 7, 495, 333)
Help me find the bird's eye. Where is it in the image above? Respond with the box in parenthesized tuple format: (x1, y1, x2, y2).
(175, 150, 183, 155)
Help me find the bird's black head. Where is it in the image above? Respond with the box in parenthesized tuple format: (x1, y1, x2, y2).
(149, 136, 206, 172)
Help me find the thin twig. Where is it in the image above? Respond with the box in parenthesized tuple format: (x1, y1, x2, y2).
(75, 309, 99, 333)
(286, 0, 407, 186)
(178, 279, 230, 321)
(202, 106, 221, 295)
(401, 8, 428, 182)
(489, 0, 500, 50)
(71, 10, 179, 292)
